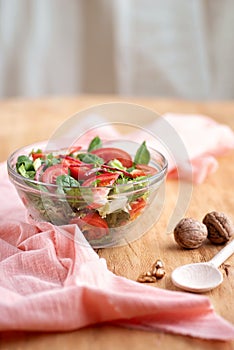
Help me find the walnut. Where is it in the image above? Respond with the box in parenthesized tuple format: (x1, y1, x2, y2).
(174, 218, 208, 249)
(203, 211, 234, 244)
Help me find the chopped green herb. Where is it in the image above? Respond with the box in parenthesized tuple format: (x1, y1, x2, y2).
(108, 159, 126, 170)
(45, 153, 60, 167)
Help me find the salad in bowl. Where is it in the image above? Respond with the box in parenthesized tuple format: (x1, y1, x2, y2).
(8, 136, 168, 247)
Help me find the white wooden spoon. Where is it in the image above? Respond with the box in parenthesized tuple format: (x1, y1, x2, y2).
(171, 239, 234, 293)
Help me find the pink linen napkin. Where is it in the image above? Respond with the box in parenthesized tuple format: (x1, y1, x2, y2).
(162, 113, 234, 183)
(1, 162, 234, 341)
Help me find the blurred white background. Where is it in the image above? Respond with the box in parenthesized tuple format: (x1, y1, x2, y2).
(0, 0, 234, 99)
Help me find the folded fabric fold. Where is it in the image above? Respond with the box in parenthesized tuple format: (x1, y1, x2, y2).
(1, 220, 234, 339)
(162, 114, 234, 183)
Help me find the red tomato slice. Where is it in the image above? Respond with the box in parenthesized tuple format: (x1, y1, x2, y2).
(82, 172, 119, 187)
(91, 147, 133, 168)
(61, 156, 82, 167)
(61, 156, 93, 180)
(135, 164, 158, 176)
(31, 152, 45, 161)
(130, 169, 146, 178)
(41, 164, 68, 184)
(80, 173, 119, 209)
(129, 197, 146, 220)
(69, 164, 93, 181)
(70, 213, 109, 240)
(101, 164, 134, 178)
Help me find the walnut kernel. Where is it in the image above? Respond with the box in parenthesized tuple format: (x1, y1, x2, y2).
(155, 268, 166, 279)
(203, 211, 234, 244)
(174, 218, 208, 249)
(155, 259, 164, 269)
(137, 275, 157, 283)
(137, 259, 166, 283)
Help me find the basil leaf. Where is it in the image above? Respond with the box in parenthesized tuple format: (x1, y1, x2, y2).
(16, 155, 34, 171)
(56, 175, 79, 194)
(16, 155, 35, 178)
(17, 164, 35, 179)
(77, 153, 104, 165)
(88, 136, 102, 151)
(134, 141, 150, 165)
(56, 175, 80, 188)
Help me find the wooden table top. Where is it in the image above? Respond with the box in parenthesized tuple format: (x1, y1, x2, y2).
(0, 95, 234, 349)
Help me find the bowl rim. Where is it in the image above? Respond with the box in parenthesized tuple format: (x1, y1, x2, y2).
(7, 140, 168, 190)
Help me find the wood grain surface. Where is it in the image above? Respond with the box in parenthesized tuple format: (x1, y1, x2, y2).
(0, 95, 234, 350)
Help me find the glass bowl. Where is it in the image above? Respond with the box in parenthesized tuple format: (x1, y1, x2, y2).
(7, 139, 167, 248)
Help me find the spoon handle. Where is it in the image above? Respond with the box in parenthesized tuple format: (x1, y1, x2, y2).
(209, 239, 234, 268)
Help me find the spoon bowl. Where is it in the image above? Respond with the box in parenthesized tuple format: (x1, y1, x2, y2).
(171, 262, 223, 293)
(171, 239, 234, 293)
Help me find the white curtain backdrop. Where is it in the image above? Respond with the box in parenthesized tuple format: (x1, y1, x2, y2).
(0, 0, 234, 99)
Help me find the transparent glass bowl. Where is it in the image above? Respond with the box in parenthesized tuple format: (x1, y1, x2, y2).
(7, 140, 167, 248)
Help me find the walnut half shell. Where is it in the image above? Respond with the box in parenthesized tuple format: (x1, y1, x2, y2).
(174, 218, 208, 249)
(203, 211, 234, 244)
